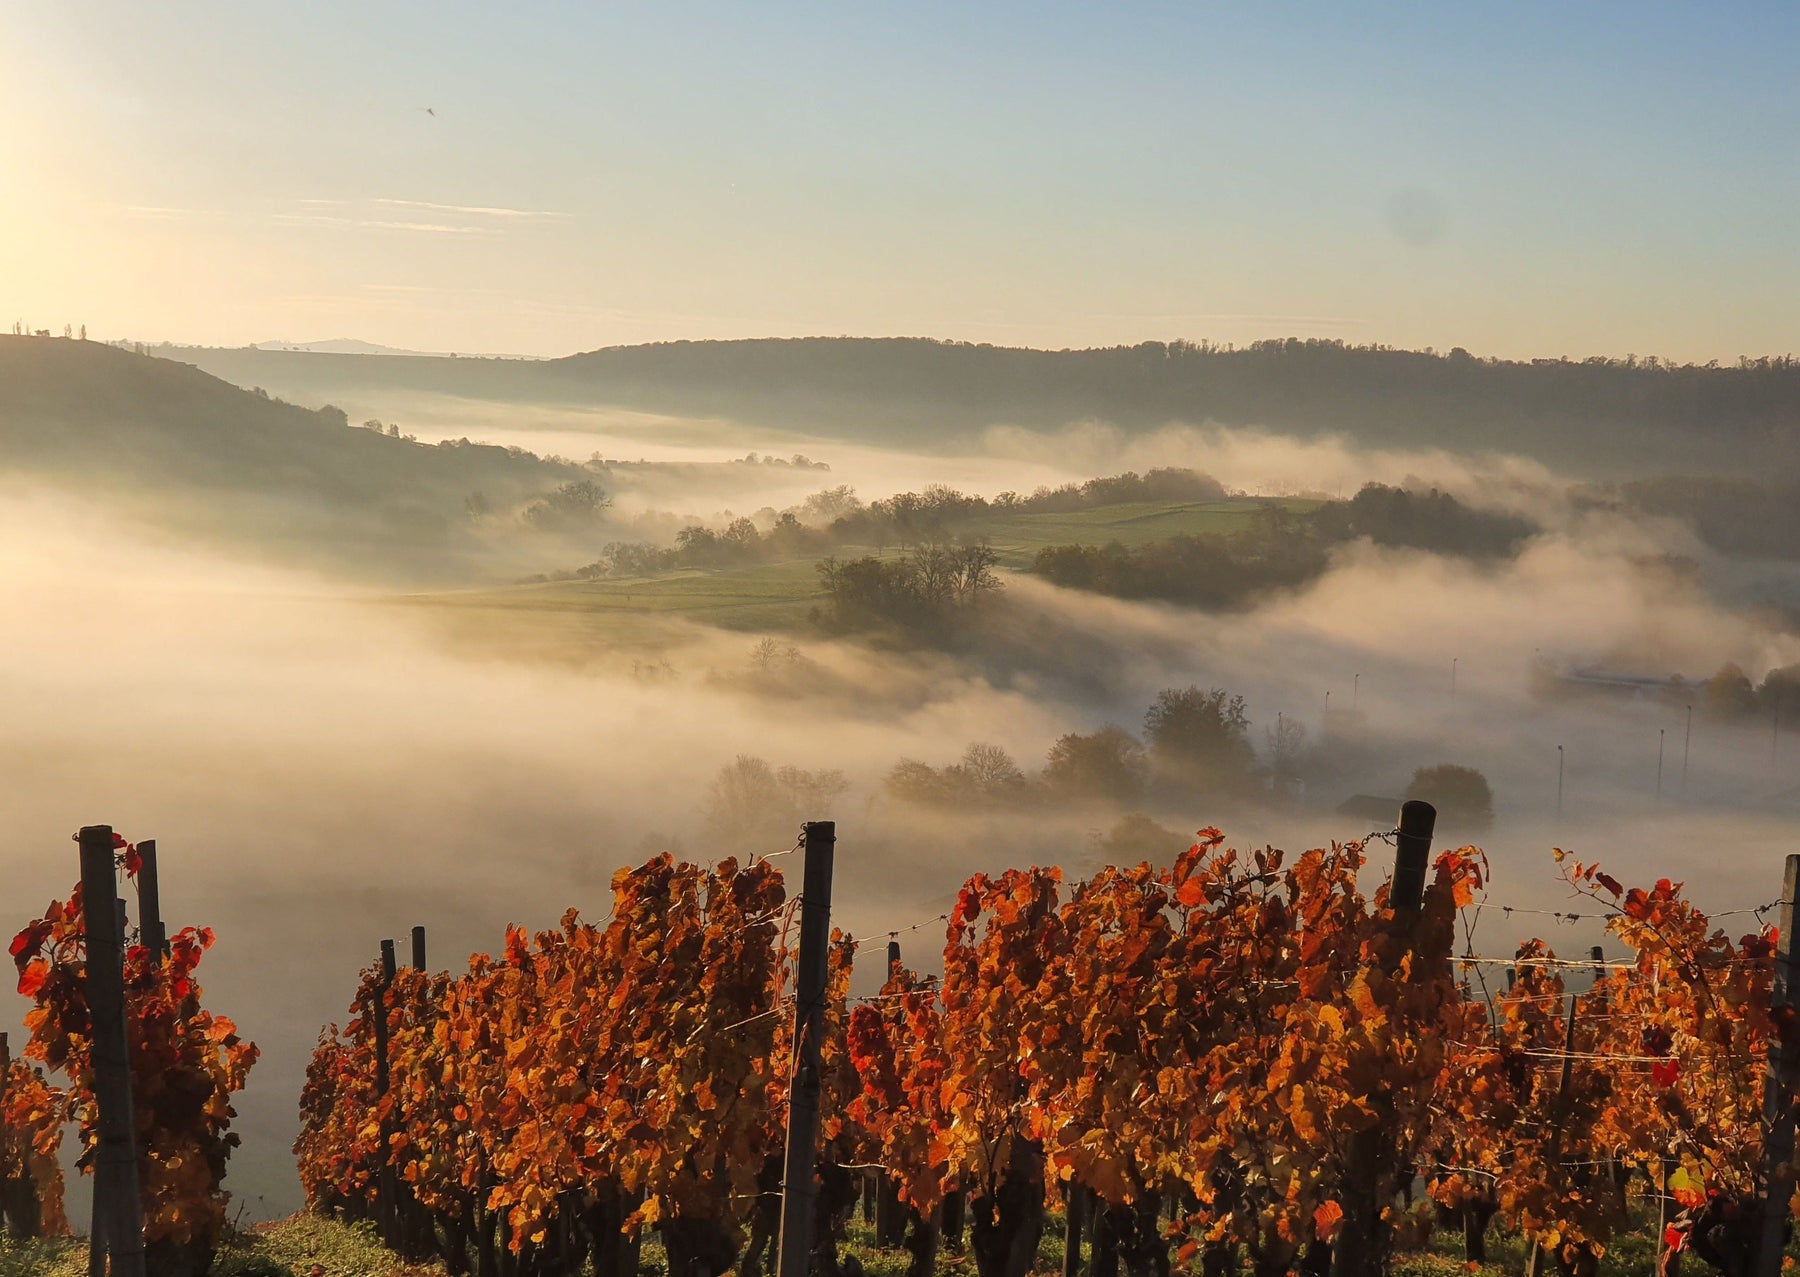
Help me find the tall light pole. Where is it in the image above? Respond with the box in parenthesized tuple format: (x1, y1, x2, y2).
(1353, 673, 1360, 712)
(1451, 657, 1458, 701)
(1683, 703, 1692, 791)
(1557, 744, 1565, 821)
(1657, 729, 1665, 801)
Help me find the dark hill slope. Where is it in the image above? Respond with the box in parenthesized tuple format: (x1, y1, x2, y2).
(0, 337, 588, 580)
(161, 337, 1800, 478)
(544, 338, 1800, 473)
(0, 336, 574, 509)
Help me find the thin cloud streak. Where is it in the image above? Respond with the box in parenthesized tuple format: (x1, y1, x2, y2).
(272, 213, 500, 236)
(373, 198, 568, 220)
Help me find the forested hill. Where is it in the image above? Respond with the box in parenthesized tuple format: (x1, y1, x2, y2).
(0, 336, 587, 577)
(547, 338, 1800, 471)
(0, 335, 575, 508)
(161, 337, 1800, 477)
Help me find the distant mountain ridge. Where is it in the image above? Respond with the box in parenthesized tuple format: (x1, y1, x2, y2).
(254, 338, 428, 356)
(155, 335, 1800, 478)
(249, 338, 545, 358)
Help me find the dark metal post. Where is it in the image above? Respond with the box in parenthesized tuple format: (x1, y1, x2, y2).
(1755, 855, 1800, 1277)
(376, 939, 397, 1248)
(411, 926, 427, 970)
(79, 826, 145, 1277)
(875, 937, 904, 1245)
(776, 822, 836, 1277)
(1062, 1184, 1085, 1277)
(1530, 954, 1592, 1277)
(1683, 704, 1693, 791)
(1333, 803, 1434, 1277)
(136, 840, 167, 958)
(375, 940, 396, 1093)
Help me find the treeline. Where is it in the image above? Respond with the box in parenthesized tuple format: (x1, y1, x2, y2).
(1700, 661, 1800, 720)
(814, 544, 1001, 637)
(1033, 484, 1533, 608)
(578, 468, 1227, 577)
(164, 337, 1800, 480)
(886, 686, 1266, 809)
(1599, 475, 1800, 560)
(546, 337, 1800, 473)
(701, 672, 1492, 832)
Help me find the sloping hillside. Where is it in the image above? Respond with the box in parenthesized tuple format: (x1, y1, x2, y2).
(0, 336, 588, 578)
(159, 337, 1800, 477)
(0, 336, 575, 505)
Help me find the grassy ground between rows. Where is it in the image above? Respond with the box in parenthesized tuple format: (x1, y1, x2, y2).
(0, 1202, 1711, 1277)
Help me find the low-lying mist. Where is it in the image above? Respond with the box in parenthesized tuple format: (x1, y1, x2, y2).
(5, 418, 1798, 1220)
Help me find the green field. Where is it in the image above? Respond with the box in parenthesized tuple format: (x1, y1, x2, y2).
(397, 496, 1322, 647)
(980, 497, 1323, 565)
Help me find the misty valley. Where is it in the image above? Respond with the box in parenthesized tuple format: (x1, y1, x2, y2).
(8, 8, 1800, 1277)
(6, 335, 1800, 1277)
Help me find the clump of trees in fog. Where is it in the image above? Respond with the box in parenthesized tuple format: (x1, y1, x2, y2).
(1044, 727, 1149, 804)
(884, 684, 1266, 812)
(701, 755, 848, 848)
(1088, 812, 1191, 866)
(886, 743, 1031, 807)
(1144, 686, 1257, 789)
(521, 479, 612, 533)
(1032, 512, 1325, 609)
(814, 543, 1001, 636)
(729, 451, 829, 470)
(1600, 475, 1800, 561)
(1404, 764, 1495, 829)
(1033, 484, 1534, 609)
(1702, 662, 1800, 721)
(1310, 484, 1534, 557)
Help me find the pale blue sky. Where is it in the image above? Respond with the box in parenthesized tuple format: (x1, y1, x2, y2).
(1, 2, 1793, 358)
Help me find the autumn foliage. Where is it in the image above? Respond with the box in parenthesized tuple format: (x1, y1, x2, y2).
(0, 1046, 67, 1239)
(297, 833, 1800, 1277)
(8, 838, 257, 1273)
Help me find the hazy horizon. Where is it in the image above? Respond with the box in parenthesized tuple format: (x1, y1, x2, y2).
(3, 2, 1794, 361)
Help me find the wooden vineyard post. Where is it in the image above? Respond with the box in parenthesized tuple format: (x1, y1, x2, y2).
(1528, 947, 1603, 1277)
(403, 925, 427, 1260)
(375, 939, 398, 1249)
(1390, 799, 1433, 921)
(876, 938, 904, 1247)
(1755, 855, 1800, 1277)
(1061, 1183, 1085, 1277)
(78, 825, 146, 1277)
(136, 840, 167, 958)
(1331, 800, 1434, 1277)
(776, 821, 836, 1277)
